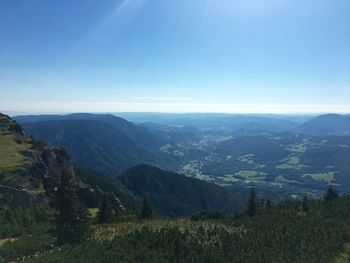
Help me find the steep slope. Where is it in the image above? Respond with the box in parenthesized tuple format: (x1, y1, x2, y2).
(20, 119, 159, 176)
(0, 114, 37, 206)
(297, 114, 350, 136)
(117, 164, 241, 216)
(0, 113, 138, 209)
(14, 113, 161, 151)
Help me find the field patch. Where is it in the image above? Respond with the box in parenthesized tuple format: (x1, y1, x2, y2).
(339, 144, 349, 148)
(234, 170, 267, 182)
(237, 154, 255, 163)
(194, 174, 215, 182)
(286, 143, 308, 153)
(276, 156, 307, 170)
(275, 175, 299, 184)
(288, 157, 300, 165)
(217, 174, 240, 183)
(276, 163, 307, 170)
(160, 144, 171, 153)
(303, 172, 335, 183)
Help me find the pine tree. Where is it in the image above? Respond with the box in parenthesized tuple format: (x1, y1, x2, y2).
(140, 198, 153, 219)
(324, 185, 338, 202)
(260, 199, 266, 210)
(266, 199, 272, 209)
(53, 170, 91, 244)
(97, 194, 114, 223)
(114, 206, 119, 218)
(246, 188, 257, 217)
(302, 194, 309, 212)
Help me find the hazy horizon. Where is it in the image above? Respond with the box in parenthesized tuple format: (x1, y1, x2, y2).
(2, 105, 350, 116)
(2, 110, 347, 118)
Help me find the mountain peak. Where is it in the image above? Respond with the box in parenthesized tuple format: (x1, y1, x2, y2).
(0, 113, 27, 138)
(297, 113, 350, 136)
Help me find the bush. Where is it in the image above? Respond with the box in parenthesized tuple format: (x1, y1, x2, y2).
(0, 226, 54, 262)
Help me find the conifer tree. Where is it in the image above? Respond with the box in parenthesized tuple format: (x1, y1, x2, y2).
(246, 188, 257, 216)
(97, 194, 114, 223)
(266, 199, 272, 209)
(324, 185, 339, 202)
(53, 170, 91, 244)
(140, 198, 153, 219)
(260, 199, 266, 210)
(114, 206, 119, 218)
(302, 194, 309, 212)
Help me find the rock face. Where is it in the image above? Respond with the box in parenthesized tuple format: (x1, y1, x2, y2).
(0, 113, 103, 208)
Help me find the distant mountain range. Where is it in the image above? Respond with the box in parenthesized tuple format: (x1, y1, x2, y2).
(119, 112, 350, 136)
(12, 112, 350, 201)
(14, 113, 350, 176)
(117, 112, 303, 132)
(1, 113, 239, 216)
(16, 113, 350, 137)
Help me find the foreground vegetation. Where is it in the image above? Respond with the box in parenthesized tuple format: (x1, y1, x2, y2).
(1, 186, 350, 262)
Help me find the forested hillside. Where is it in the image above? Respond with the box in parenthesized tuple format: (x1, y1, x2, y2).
(117, 164, 240, 216)
(22, 119, 158, 175)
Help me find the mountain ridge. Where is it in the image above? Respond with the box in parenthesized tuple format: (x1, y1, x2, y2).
(296, 114, 350, 136)
(20, 119, 159, 175)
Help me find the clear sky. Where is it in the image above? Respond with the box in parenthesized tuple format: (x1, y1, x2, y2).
(0, 0, 349, 114)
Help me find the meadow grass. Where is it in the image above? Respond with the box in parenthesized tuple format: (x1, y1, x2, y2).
(0, 132, 32, 170)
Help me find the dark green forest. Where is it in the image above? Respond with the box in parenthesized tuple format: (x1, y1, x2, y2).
(2, 185, 350, 263)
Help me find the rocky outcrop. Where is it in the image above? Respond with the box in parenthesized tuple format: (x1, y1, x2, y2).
(0, 114, 103, 208)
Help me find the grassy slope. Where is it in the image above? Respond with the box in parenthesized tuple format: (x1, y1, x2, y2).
(0, 114, 35, 193)
(0, 114, 32, 170)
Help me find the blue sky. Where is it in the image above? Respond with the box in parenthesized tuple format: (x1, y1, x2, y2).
(0, 0, 350, 114)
